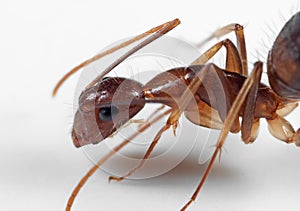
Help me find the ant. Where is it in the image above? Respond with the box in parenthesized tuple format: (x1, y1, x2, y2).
(53, 12, 300, 211)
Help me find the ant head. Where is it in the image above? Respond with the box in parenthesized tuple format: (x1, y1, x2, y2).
(72, 77, 145, 147)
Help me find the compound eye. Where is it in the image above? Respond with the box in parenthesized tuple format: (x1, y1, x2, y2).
(98, 106, 119, 122)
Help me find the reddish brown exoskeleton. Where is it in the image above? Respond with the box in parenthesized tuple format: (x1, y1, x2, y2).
(53, 13, 300, 211)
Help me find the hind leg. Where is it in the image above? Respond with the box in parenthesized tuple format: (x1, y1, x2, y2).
(196, 23, 248, 75)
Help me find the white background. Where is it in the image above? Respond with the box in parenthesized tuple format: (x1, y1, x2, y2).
(1, 0, 300, 211)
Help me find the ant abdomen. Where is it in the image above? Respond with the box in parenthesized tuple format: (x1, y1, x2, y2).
(267, 11, 300, 100)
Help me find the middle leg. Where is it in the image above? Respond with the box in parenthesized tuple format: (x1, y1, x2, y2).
(181, 61, 263, 211)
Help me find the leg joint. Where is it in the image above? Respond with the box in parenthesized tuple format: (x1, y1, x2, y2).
(235, 24, 243, 31)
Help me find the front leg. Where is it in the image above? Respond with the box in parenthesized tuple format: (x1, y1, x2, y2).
(109, 109, 179, 182)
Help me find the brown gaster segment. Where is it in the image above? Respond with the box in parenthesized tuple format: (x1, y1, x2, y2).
(54, 12, 300, 211)
(268, 12, 300, 100)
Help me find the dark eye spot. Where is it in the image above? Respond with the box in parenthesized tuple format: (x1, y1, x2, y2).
(98, 106, 119, 122)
